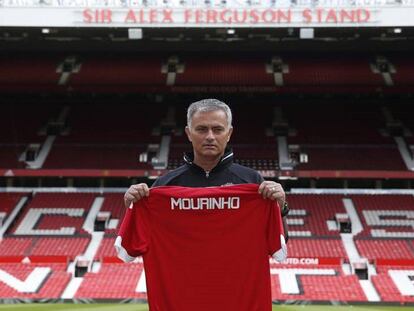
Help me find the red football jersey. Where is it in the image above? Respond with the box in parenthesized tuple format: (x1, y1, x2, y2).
(115, 183, 286, 311)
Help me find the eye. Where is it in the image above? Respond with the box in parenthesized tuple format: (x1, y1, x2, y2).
(195, 127, 208, 133)
(213, 127, 225, 134)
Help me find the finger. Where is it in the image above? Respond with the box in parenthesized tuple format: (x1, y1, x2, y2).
(132, 183, 150, 197)
(272, 183, 282, 192)
(262, 186, 269, 199)
(125, 184, 150, 208)
(131, 184, 145, 192)
(271, 190, 284, 201)
(128, 188, 141, 200)
(123, 197, 129, 208)
(136, 186, 146, 200)
(132, 183, 146, 195)
(142, 184, 150, 197)
(263, 183, 275, 199)
(258, 181, 267, 194)
(274, 184, 285, 201)
(124, 193, 135, 208)
(260, 183, 268, 198)
(273, 190, 284, 199)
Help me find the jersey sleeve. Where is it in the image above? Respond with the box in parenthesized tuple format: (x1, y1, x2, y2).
(267, 201, 287, 262)
(114, 200, 150, 262)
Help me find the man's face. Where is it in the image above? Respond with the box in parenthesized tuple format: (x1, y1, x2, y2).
(185, 109, 233, 161)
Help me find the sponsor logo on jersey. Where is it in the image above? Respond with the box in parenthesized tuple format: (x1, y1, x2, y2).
(170, 197, 240, 210)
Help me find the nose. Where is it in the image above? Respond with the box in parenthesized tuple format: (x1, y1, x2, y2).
(206, 129, 215, 141)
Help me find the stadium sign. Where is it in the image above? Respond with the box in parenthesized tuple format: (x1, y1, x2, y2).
(83, 8, 372, 25)
(2, 0, 413, 7)
(1, 0, 414, 27)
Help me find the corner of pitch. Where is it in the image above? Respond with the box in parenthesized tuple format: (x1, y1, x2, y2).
(170, 197, 240, 210)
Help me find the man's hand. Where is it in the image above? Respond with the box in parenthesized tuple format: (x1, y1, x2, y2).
(258, 181, 285, 207)
(124, 183, 150, 208)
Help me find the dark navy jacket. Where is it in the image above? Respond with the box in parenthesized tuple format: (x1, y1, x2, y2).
(152, 149, 263, 187)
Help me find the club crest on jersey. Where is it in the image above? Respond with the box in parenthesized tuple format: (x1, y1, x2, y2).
(170, 197, 240, 210)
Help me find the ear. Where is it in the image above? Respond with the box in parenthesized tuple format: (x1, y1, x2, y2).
(185, 126, 192, 142)
(227, 126, 233, 142)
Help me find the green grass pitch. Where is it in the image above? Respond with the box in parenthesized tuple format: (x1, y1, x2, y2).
(0, 304, 413, 311)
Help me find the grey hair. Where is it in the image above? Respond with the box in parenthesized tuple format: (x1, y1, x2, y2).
(187, 98, 233, 128)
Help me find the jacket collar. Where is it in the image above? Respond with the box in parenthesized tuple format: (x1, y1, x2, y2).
(183, 147, 234, 172)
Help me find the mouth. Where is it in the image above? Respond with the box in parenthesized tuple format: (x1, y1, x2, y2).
(203, 144, 217, 149)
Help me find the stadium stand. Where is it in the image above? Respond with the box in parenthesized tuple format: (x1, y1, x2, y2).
(355, 239, 414, 260)
(0, 238, 32, 256)
(53, 103, 161, 144)
(392, 57, 414, 86)
(0, 193, 24, 217)
(389, 103, 414, 144)
(0, 54, 414, 93)
(9, 193, 95, 235)
(0, 56, 61, 86)
(43, 144, 151, 169)
(286, 194, 346, 237)
(0, 103, 60, 168)
(372, 266, 414, 302)
(350, 194, 414, 238)
(0, 263, 70, 299)
(270, 264, 367, 301)
(99, 193, 125, 234)
(75, 263, 146, 299)
(0, 237, 89, 258)
(69, 57, 166, 86)
(0, 146, 27, 169)
(95, 237, 118, 259)
(283, 102, 407, 171)
(0, 104, 59, 144)
(30, 237, 90, 258)
(287, 239, 347, 258)
(296, 146, 406, 170)
(1, 53, 414, 304)
(167, 142, 188, 169)
(0, 189, 413, 302)
(0, 99, 412, 173)
(42, 103, 165, 169)
(283, 55, 384, 86)
(175, 56, 273, 86)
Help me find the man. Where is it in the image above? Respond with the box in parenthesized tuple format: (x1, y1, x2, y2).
(123, 98, 289, 236)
